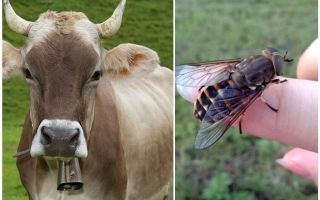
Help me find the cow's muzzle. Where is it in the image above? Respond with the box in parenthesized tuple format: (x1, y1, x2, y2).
(41, 126, 79, 157)
(30, 119, 88, 158)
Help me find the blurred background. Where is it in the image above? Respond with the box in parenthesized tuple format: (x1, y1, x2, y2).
(175, 0, 317, 200)
(2, 0, 172, 199)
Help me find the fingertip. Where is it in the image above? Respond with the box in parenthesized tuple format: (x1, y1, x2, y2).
(296, 39, 319, 80)
(277, 148, 318, 185)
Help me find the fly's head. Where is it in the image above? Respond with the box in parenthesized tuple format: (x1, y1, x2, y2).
(262, 47, 293, 76)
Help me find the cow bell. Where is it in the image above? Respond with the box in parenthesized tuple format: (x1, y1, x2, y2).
(57, 158, 83, 191)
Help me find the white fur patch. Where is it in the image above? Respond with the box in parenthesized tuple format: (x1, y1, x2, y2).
(30, 119, 88, 158)
(74, 19, 101, 54)
(25, 18, 56, 52)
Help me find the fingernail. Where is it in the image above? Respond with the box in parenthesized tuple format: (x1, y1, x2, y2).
(276, 158, 312, 180)
(276, 158, 285, 166)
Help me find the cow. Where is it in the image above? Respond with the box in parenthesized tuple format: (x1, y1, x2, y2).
(3, 0, 173, 199)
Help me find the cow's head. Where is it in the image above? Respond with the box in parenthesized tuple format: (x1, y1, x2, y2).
(3, 0, 159, 159)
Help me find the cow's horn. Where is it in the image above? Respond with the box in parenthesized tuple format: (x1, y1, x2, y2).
(3, 0, 33, 35)
(97, 0, 126, 37)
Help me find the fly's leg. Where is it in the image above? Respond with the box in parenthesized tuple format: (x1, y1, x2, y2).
(284, 51, 294, 62)
(198, 85, 205, 92)
(264, 78, 287, 112)
(238, 114, 244, 134)
(275, 79, 288, 84)
(260, 78, 286, 112)
(271, 78, 287, 84)
(261, 96, 278, 112)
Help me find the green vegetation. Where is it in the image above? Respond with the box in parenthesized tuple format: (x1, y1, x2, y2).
(3, 0, 172, 199)
(175, 0, 317, 199)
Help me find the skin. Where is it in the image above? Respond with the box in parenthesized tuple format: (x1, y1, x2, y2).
(238, 78, 317, 152)
(275, 40, 318, 185)
(296, 39, 318, 81)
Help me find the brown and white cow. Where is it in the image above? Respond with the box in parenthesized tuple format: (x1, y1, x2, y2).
(3, 0, 173, 199)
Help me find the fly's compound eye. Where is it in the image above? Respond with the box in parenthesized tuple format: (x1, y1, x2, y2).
(271, 54, 284, 76)
(263, 47, 280, 59)
(23, 68, 33, 80)
(265, 47, 279, 54)
(91, 70, 102, 81)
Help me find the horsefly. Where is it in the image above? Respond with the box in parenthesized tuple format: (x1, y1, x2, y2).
(176, 48, 292, 149)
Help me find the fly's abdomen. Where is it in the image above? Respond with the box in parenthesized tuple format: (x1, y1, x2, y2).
(193, 87, 216, 121)
(194, 80, 252, 122)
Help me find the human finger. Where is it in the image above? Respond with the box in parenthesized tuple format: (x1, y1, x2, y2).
(240, 78, 317, 152)
(296, 39, 319, 81)
(277, 148, 318, 185)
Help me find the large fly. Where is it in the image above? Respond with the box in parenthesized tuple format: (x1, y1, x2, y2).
(175, 48, 293, 149)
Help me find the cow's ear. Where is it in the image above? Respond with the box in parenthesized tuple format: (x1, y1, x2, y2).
(103, 43, 159, 78)
(3, 41, 23, 79)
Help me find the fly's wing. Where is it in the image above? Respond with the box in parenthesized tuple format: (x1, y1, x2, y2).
(195, 88, 264, 149)
(175, 59, 242, 87)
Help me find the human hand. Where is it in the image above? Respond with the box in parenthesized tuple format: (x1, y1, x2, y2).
(235, 40, 318, 185)
(176, 41, 318, 184)
(275, 39, 318, 185)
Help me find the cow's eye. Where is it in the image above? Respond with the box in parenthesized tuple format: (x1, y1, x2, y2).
(91, 70, 102, 81)
(24, 68, 33, 79)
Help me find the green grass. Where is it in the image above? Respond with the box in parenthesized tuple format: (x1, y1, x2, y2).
(3, 78, 30, 199)
(175, 0, 317, 199)
(3, 0, 172, 199)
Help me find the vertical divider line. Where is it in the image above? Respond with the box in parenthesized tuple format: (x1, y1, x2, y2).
(172, 0, 176, 198)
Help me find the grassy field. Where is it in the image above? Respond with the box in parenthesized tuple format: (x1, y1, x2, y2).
(175, 0, 317, 199)
(2, 0, 172, 199)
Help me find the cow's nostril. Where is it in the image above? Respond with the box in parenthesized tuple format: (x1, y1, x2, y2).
(70, 129, 80, 146)
(41, 126, 52, 145)
(40, 125, 82, 157)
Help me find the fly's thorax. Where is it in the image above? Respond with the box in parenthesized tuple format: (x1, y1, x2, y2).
(231, 55, 276, 87)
